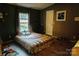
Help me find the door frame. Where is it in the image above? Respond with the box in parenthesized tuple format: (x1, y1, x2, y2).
(45, 10, 54, 35)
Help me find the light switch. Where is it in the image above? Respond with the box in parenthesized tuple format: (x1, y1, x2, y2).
(74, 17, 79, 21)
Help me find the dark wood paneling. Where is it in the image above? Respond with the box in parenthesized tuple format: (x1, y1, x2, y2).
(0, 4, 16, 42)
(30, 9, 42, 33)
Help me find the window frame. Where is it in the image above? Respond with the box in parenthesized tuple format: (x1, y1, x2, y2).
(18, 12, 30, 35)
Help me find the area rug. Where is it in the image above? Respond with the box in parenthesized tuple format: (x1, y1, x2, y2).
(2, 48, 19, 56)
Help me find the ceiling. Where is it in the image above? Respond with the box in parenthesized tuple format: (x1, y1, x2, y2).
(11, 3, 53, 10)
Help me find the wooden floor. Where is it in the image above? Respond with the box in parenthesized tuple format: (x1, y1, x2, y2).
(35, 40, 72, 56)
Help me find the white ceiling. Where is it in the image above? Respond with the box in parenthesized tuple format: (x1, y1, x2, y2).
(11, 3, 53, 10)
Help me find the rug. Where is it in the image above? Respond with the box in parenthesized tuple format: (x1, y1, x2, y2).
(2, 47, 19, 56)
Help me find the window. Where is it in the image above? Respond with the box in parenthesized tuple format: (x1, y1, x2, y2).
(19, 13, 30, 35)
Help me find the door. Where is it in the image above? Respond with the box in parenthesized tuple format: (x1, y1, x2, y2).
(46, 10, 54, 35)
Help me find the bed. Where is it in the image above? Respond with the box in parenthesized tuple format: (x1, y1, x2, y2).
(15, 32, 53, 55)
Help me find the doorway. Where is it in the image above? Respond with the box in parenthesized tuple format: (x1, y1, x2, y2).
(46, 10, 54, 35)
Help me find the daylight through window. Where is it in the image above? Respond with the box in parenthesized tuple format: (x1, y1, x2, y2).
(19, 13, 29, 35)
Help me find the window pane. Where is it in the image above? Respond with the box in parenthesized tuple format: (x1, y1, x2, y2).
(19, 13, 28, 20)
(19, 13, 29, 35)
(20, 23, 28, 32)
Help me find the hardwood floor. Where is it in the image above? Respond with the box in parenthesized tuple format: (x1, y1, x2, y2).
(35, 40, 72, 56)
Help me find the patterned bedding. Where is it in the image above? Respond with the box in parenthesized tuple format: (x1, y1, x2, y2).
(15, 32, 53, 55)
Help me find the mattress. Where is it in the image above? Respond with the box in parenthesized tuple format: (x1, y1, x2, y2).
(15, 32, 52, 54)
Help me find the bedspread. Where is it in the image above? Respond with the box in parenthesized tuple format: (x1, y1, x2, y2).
(15, 32, 53, 55)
